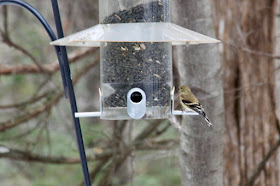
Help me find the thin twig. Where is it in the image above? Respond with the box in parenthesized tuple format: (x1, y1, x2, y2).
(0, 145, 112, 164)
(0, 116, 43, 141)
(78, 158, 110, 186)
(0, 91, 54, 109)
(98, 150, 132, 186)
(3, 5, 8, 35)
(0, 58, 99, 132)
(1, 33, 44, 71)
(0, 93, 62, 132)
(32, 75, 54, 98)
(224, 81, 273, 94)
(222, 41, 280, 59)
(246, 138, 280, 186)
(0, 48, 98, 75)
(136, 139, 179, 150)
(134, 120, 164, 142)
(152, 122, 171, 137)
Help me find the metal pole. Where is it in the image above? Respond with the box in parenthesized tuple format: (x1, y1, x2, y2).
(50, 0, 91, 185)
(0, 1, 91, 185)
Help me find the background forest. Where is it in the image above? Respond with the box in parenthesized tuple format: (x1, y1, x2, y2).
(0, 0, 280, 186)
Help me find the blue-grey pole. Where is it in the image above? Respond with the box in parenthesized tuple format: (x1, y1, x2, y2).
(50, 0, 91, 185)
(0, 1, 91, 185)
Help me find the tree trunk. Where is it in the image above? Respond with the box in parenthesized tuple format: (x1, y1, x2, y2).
(275, 0, 280, 128)
(212, 0, 279, 185)
(172, 1, 224, 186)
(274, 2, 280, 186)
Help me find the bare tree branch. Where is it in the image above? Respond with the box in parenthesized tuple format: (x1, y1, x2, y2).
(3, 5, 8, 35)
(223, 41, 280, 59)
(134, 120, 163, 142)
(0, 91, 53, 109)
(0, 145, 112, 164)
(0, 57, 99, 132)
(98, 150, 132, 186)
(0, 48, 98, 75)
(246, 138, 280, 186)
(78, 158, 110, 186)
(0, 138, 178, 166)
(0, 120, 42, 141)
(1, 33, 44, 71)
(151, 122, 171, 138)
(136, 139, 179, 150)
(0, 93, 62, 132)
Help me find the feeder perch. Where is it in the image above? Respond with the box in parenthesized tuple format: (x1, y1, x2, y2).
(51, 0, 220, 120)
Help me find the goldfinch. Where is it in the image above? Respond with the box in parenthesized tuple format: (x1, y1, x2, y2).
(179, 86, 212, 127)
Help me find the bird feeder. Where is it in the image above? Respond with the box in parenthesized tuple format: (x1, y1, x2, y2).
(51, 0, 220, 120)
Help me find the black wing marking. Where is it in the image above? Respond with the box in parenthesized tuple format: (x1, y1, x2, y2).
(185, 102, 204, 114)
(182, 100, 212, 126)
(182, 100, 192, 104)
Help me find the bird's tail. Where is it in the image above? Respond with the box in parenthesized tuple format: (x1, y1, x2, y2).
(200, 111, 212, 127)
(204, 116, 212, 127)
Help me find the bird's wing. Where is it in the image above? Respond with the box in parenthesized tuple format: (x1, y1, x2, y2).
(180, 95, 204, 114)
(180, 93, 199, 104)
(182, 100, 203, 112)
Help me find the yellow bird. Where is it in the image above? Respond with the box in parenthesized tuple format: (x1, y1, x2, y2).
(179, 86, 212, 127)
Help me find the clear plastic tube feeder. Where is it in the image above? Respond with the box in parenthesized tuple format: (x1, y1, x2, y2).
(51, 0, 220, 120)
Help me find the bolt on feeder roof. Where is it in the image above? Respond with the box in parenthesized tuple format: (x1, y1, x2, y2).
(51, 0, 220, 120)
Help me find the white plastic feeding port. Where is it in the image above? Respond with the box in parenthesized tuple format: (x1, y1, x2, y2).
(51, 0, 220, 120)
(127, 88, 146, 119)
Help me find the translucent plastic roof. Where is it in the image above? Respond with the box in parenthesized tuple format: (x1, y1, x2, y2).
(50, 23, 220, 47)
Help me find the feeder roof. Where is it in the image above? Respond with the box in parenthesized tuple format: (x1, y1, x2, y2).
(50, 23, 220, 47)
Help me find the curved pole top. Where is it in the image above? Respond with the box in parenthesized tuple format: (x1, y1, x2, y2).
(0, 0, 57, 41)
